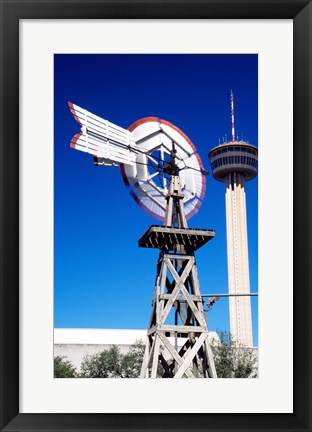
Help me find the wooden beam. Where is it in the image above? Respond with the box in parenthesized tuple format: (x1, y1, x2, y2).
(205, 338, 218, 378)
(159, 259, 194, 323)
(140, 337, 151, 378)
(158, 332, 195, 379)
(174, 333, 208, 378)
(159, 324, 207, 333)
(147, 326, 157, 336)
(179, 283, 207, 327)
(159, 294, 202, 301)
(151, 336, 161, 378)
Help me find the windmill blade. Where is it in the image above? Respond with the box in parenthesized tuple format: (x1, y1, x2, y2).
(68, 105, 205, 221)
(68, 102, 137, 166)
(120, 117, 206, 221)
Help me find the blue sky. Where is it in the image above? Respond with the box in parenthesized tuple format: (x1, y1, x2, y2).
(54, 54, 258, 346)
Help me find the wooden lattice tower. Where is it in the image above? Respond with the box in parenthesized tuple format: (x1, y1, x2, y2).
(139, 149, 217, 378)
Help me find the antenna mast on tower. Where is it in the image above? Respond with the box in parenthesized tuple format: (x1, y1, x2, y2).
(231, 90, 235, 142)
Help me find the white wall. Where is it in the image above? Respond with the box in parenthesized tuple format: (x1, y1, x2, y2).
(54, 328, 220, 372)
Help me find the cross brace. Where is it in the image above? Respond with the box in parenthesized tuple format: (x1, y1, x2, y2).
(140, 253, 217, 378)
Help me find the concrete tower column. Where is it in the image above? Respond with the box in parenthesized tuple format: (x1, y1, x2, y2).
(225, 172, 253, 346)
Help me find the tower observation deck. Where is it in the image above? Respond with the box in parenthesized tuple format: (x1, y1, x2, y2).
(208, 140, 258, 347)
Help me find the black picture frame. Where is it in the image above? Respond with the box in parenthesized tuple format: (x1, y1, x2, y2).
(0, 1, 311, 431)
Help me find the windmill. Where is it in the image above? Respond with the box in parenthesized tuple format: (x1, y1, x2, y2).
(69, 102, 217, 378)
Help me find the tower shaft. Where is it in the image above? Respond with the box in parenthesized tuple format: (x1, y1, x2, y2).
(225, 172, 253, 346)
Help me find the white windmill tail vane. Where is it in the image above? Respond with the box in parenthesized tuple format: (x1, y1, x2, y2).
(68, 102, 137, 166)
(68, 102, 206, 221)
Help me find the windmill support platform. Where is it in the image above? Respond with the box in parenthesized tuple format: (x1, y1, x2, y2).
(139, 173, 217, 378)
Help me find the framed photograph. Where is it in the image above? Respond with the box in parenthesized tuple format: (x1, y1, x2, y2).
(1, 1, 311, 431)
(54, 53, 259, 381)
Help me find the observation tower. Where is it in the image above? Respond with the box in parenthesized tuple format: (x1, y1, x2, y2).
(208, 92, 258, 347)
